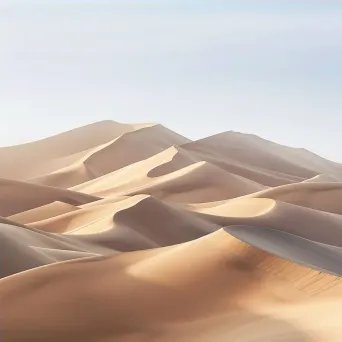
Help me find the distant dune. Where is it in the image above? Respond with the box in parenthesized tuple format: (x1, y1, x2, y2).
(1, 120, 342, 341)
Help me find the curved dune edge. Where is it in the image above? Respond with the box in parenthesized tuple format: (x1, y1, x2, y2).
(224, 225, 342, 276)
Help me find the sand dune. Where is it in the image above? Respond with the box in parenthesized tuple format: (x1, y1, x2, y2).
(225, 225, 342, 276)
(2, 120, 342, 342)
(1, 228, 341, 341)
(70, 146, 197, 193)
(0, 178, 99, 216)
(79, 161, 265, 202)
(187, 197, 342, 246)
(179, 145, 305, 186)
(70, 147, 265, 202)
(120, 161, 265, 202)
(182, 131, 342, 177)
(244, 182, 342, 214)
(0, 222, 109, 278)
(8, 201, 80, 224)
(27, 125, 190, 188)
(304, 173, 341, 183)
(25, 195, 216, 251)
(181, 132, 318, 178)
(0, 121, 153, 180)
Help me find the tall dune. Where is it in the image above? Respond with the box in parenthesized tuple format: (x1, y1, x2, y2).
(0, 121, 153, 180)
(181, 131, 319, 178)
(27, 125, 190, 188)
(70, 145, 197, 194)
(178, 145, 305, 186)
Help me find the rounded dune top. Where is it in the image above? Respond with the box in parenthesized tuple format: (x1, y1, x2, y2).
(0, 120, 156, 155)
(182, 130, 342, 178)
(0, 120, 155, 149)
(0, 120, 159, 180)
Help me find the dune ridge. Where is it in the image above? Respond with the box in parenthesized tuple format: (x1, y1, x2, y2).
(0, 121, 155, 180)
(2, 120, 342, 341)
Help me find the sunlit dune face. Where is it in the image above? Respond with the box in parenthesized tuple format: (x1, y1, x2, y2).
(197, 198, 276, 218)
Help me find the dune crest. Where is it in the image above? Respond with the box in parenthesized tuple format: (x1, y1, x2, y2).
(2, 121, 342, 341)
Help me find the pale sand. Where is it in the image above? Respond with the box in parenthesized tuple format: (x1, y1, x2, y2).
(1, 120, 342, 341)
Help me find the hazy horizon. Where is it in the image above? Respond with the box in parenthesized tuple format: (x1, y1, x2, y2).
(1, 0, 342, 162)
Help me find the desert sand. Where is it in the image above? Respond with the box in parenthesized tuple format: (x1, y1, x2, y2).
(1, 120, 342, 341)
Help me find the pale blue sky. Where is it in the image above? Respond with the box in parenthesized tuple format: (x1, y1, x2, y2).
(1, 1, 342, 161)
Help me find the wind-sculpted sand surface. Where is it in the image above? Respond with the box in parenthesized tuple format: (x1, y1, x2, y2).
(2, 121, 342, 341)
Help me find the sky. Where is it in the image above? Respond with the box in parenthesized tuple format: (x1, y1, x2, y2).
(1, 0, 342, 161)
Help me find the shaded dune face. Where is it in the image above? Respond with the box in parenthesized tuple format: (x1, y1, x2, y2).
(224, 225, 342, 276)
(1, 120, 342, 342)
